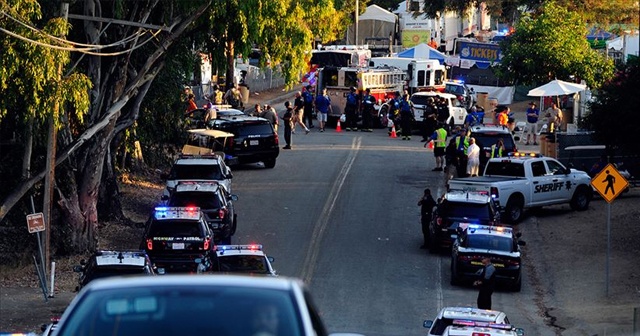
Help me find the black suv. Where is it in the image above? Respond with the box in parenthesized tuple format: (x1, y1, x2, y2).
(427, 191, 501, 254)
(208, 115, 279, 168)
(469, 125, 518, 174)
(141, 206, 214, 273)
(165, 181, 237, 244)
(72, 250, 155, 291)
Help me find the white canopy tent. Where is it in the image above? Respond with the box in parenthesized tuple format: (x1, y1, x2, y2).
(345, 5, 397, 45)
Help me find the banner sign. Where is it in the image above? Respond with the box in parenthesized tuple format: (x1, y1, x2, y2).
(402, 30, 431, 48)
(459, 41, 503, 63)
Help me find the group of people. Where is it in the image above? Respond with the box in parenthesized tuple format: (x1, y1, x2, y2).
(183, 84, 245, 117)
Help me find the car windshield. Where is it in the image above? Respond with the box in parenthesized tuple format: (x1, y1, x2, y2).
(236, 123, 273, 136)
(445, 84, 465, 95)
(169, 191, 222, 209)
(440, 201, 491, 219)
(484, 162, 525, 177)
(55, 285, 303, 336)
(217, 255, 269, 274)
(148, 221, 202, 237)
(472, 133, 516, 152)
(218, 109, 245, 116)
(465, 234, 513, 252)
(169, 164, 223, 180)
(410, 95, 433, 106)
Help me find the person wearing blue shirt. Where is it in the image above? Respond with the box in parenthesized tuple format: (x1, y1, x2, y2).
(315, 88, 332, 132)
(344, 87, 359, 131)
(525, 101, 540, 145)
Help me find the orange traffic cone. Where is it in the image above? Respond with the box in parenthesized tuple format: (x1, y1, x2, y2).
(389, 125, 397, 138)
(336, 120, 342, 132)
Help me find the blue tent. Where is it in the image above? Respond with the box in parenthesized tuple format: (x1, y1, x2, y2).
(397, 43, 446, 63)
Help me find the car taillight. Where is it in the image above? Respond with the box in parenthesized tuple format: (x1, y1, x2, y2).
(490, 187, 499, 199)
(146, 239, 153, 250)
(472, 333, 490, 336)
(436, 217, 443, 226)
(203, 239, 210, 251)
(274, 133, 279, 145)
(218, 209, 226, 219)
(505, 259, 520, 267)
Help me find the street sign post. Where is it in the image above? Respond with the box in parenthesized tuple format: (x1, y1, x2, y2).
(26, 212, 45, 233)
(590, 163, 629, 297)
(591, 163, 629, 203)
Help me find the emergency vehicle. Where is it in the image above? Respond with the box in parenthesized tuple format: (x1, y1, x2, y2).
(316, 66, 405, 122)
(212, 244, 277, 276)
(441, 320, 524, 336)
(369, 57, 447, 94)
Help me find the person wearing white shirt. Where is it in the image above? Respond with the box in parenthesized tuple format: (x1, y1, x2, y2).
(466, 137, 481, 177)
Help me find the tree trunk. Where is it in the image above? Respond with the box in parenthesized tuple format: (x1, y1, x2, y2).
(226, 39, 235, 91)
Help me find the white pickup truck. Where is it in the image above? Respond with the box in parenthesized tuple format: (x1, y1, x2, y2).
(448, 154, 593, 223)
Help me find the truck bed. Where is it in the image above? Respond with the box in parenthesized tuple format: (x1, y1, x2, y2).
(450, 176, 526, 185)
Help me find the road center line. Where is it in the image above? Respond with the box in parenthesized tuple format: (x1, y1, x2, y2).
(300, 136, 362, 283)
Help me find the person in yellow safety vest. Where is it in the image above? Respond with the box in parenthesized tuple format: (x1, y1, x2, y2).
(490, 139, 505, 158)
(455, 129, 470, 177)
(427, 125, 448, 171)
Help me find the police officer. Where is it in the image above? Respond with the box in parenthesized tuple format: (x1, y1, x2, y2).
(474, 257, 496, 309)
(361, 88, 375, 132)
(399, 94, 414, 140)
(344, 87, 359, 131)
(490, 139, 505, 158)
(417, 189, 436, 249)
(455, 128, 470, 177)
(421, 98, 437, 142)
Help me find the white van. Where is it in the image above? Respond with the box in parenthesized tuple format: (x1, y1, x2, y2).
(410, 91, 467, 127)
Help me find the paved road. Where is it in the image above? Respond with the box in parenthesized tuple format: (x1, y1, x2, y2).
(230, 122, 557, 336)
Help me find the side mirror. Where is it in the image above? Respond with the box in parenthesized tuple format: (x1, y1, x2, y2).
(230, 195, 238, 201)
(73, 265, 84, 273)
(268, 256, 275, 262)
(227, 172, 233, 179)
(565, 167, 571, 174)
(518, 240, 526, 246)
(514, 327, 525, 336)
(156, 268, 166, 275)
(423, 320, 434, 329)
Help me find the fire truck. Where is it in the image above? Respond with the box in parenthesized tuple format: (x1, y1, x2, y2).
(369, 57, 447, 94)
(316, 66, 405, 125)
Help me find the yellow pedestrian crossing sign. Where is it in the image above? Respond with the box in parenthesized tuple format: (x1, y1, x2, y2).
(591, 164, 628, 203)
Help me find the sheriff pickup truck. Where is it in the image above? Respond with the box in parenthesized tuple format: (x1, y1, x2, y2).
(448, 153, 593, 223)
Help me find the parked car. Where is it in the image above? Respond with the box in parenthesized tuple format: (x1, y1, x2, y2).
(411, 91, 468, 130)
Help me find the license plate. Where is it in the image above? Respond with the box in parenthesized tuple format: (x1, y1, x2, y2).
(249, 140, 259, 146)
(173, 243, 185, 250)
(494, 263, 505, 268)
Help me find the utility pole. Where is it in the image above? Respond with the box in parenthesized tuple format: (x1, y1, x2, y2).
(43, 2, 68, 289)
(355, 0, 359, 46)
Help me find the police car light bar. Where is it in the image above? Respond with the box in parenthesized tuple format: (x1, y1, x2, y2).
(154, 206, 200, 220)
(215, 244, 263, 251)
(451, 320, 513, 330)
(509, 152, 541, 158)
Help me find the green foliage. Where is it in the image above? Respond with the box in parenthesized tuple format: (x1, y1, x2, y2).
(583, 58, 639, 154)
(496, 2, 614, 89)
(0, 0, 91, 126)
(369, 0, 400, 12)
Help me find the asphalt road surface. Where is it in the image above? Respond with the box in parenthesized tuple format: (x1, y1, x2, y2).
(230, 123, 557, 336)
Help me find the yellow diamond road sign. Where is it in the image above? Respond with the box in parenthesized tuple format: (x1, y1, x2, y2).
(591, 163, 629, 203)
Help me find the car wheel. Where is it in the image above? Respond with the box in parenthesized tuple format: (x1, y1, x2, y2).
(230, 216, 237, 235)
(263, 158, 276, 169)
(512, 275, 522, 292)
(570, 185, 591, 211)
(450, 261, 460, 286)
(504, 196, 524, 223)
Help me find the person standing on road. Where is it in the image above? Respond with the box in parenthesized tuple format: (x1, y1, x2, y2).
(455, 128, 470, 178)
(444, 138, 459, 187)
(525, 102, 540, 145)
(302, 85, 315, 129)
(474, 257, 496, 310)
(260, 104, 278, 133)
(466, 137, 480, 177)
(281, 101, 293, 149)
(399, 93, 414, 140)
(315, 88, 331, 132)
(417, 189, 437, 250)
(293, 91, 310, 134)
(344, 87, 359, 131)
(421, 98, 437, 142)
(361, 88, 375, 132)
(428, 124, 447, 171)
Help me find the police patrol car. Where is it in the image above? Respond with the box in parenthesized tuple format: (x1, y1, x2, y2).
(166, 181, 238, 244)
(448, 153, 593, 223)
(441, 320, 524, 336)
(160, 154, 233, 197)
(73, 250, 155, 291)
(212, 244, 276, 276)
(141, 206, 214, 273)
(423, 307, 517, 336)
(450, 224, 526, 291)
